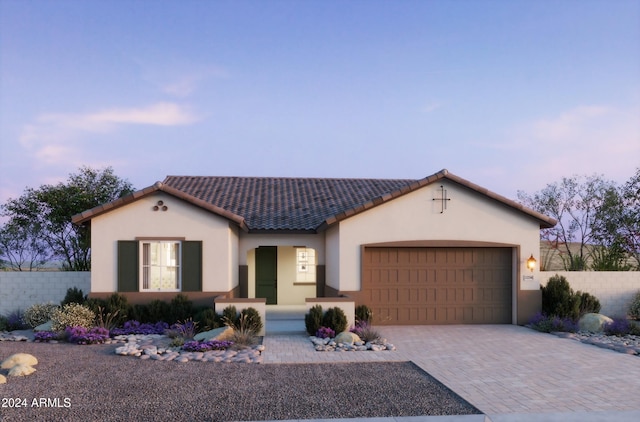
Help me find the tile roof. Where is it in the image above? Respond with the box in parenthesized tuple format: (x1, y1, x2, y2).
(161, 175, 416, 232)
(72, 169, 557, 232)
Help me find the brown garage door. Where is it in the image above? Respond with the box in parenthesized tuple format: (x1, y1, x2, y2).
(362, 247, 512, 325)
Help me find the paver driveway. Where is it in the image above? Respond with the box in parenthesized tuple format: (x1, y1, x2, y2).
(263, 325, 640, 417)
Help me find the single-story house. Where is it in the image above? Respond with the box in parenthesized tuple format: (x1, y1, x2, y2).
(72, 169, 556, 325)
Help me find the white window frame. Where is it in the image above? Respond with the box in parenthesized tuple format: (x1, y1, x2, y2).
(139, 240, 182, 292)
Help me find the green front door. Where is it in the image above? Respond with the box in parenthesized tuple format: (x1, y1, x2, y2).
(256, 246, 277, 304)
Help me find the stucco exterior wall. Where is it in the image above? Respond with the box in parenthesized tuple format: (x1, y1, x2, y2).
(334, 181, 542, 292)
(90, 192, 238, 293)
(239, 234, 323, 305)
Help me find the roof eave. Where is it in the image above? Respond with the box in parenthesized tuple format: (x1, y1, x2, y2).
(71, 182, 249, 232)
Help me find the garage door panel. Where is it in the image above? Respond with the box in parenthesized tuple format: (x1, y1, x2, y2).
(362, 247, 512, 325)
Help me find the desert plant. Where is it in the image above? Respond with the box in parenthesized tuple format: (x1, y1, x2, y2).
(171, 318, 198, 340)
(146, 299, 171, 323)
(225, 312, 260, 348)
(110, 320, 169, 336)
(528, 312, 578, 333)
(604, 318, 633, 336)
(350, 320, 381, 342)
(315, 326, 335, 339)
(221, 305, 238, 325)
(50, 303, 96, 331)
(355, 304, 373, 324)
(104, 293, 132, 326)
(194, 307, 222, 331)
(23, 302, 59, 328)
(541, 274, 582, 320)
(94, 306, 120, 331)
(322, 307, 348, 334)
(169, 294, 193, 323)
(305, 304, 323, 336)
(223, 307, 262, 336)
(61, 287, 86, 306)
(0, 315, 8, 331)
(4, 309, 28, 331)
(131, 303, 151, 323)
(577, 291, 601, 315)
(65, 326, 110, 345)
(629, 291, 640, 320)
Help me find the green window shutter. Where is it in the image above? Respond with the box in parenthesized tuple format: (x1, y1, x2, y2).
(181, 241, 202, 292)
(117, 240, 138, 292)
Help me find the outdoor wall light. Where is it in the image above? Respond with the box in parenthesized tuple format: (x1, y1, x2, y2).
(526, 254, 537, 272)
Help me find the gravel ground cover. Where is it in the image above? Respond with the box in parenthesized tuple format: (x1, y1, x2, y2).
(1, 341, 480, 421)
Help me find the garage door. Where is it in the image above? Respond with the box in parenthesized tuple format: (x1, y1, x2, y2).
(362, 247, 512, 324)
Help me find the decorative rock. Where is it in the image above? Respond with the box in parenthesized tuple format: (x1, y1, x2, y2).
(1, 353, 38, 369)
(193, 326, 234, 342)
(8, 364, 36, 376)
(579, 313, 614, 333)
(0, 374, 6, 384)
(33, 320, 53, 332)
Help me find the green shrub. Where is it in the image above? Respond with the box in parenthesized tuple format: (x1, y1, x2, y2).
(146, 300, 171, 323)
(131, 303, 151, 323)
(221, 305, 238, 325)
(104, 293, 132, 326)
(542, 274, 590, 320)
(169, 294, 194, 323)
(305, 305, 323, 336)
(238, 307, 262, 335)
(322, 307, 348, 334)
(23, 302, 59, 328)
(61, 287, 86, 306)
(355, 304, 372, 324)
(0, 315, 8, 331)
(193, 307, 221, 331)
(577, 291, 601, 315)
(51, 303, 96, 331)
(629, 291, 640, 320)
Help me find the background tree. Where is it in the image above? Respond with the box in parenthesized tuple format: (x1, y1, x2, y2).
(517, 174, 616, 271)
(0, 166, 134, 271)
(0, 220, 50, 271)
(591, 168, 640, 270)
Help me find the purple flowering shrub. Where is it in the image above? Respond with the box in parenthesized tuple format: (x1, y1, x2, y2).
(604, 318, 632, 336)
(34, 331, 60, 342)
(182, 340, 233, 352)
(5, 309, 28, 331)
(528, 312, 577, 333)
(315, 326, 335, 339)
(110, 320, 169, 336)
(65, 326, 110, 345)
(171, 318, 198, 339)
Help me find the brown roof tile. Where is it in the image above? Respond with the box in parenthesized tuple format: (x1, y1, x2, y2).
(72, 169, 557, 232)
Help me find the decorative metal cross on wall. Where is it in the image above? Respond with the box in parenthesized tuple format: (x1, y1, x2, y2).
(432, 185, 451, 213)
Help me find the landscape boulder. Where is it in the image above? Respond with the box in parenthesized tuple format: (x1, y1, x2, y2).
(8, 364, 36, 377)
(34, 320, 53, 332)
(1, 353, 38, 369)
(579, 313, 613, 333)
(0, 374, 6, 384)
(193, 326, 234, 342)
(334, 332, 361, 345)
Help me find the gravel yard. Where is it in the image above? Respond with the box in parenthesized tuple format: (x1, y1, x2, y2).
(1, 341, 480, 421)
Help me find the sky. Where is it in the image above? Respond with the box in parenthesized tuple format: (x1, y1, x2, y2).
(1, 0, 639, 209)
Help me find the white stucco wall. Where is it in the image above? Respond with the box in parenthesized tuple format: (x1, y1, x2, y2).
(330, 180, 542, 292)
(239, 233, 324, 305)
(90, 192, 239, 293)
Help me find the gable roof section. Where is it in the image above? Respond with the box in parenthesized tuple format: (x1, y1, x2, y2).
(72, 169, 557, 232)
(71, 181, 249, 231)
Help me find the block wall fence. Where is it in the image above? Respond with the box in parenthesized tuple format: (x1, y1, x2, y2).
(541, 271, 640, 318)
(0, 272, 90, 316)
(1, 271, 638, 320)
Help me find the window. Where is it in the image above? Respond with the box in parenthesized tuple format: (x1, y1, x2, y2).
(140, 241, 181, 291)
(296, 248, 316, 283)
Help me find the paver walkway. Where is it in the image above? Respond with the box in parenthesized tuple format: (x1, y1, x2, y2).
(262, 325, 640, 420)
